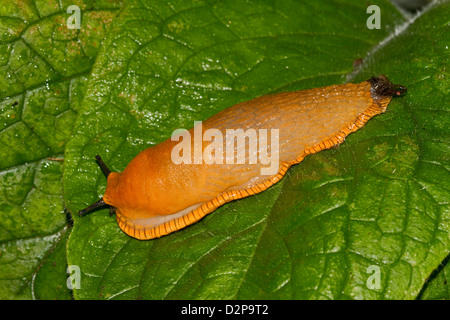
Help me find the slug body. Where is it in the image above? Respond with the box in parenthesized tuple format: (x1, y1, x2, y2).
(79, 75, 406, 240)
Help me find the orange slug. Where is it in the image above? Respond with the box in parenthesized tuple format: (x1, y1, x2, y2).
(79, 75, 406, 240)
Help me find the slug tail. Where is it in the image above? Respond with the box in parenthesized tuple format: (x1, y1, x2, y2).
(367, 74, 407, 101)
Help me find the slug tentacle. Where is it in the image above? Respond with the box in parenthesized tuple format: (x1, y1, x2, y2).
(95, 155, 111, 178)
(78, 198, 107, 217)
(78, 155, 114, 217)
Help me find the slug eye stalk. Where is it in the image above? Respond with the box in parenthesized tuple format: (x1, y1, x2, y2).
(78, 198, 107, 217)
(78, 155, 112, 217)
(96, 155, 111, 178)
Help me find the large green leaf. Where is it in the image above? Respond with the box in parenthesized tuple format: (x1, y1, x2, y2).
(0, 0, 123, 299)
(1, 0, 447, 300)
(63, 0, 449, 300)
